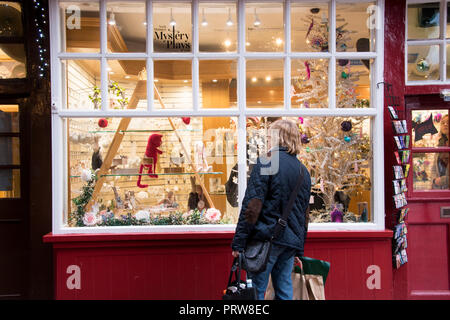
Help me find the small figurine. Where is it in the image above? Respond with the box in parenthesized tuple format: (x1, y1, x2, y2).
(137, 133, 163, 188)
(330, 205, 343, 223)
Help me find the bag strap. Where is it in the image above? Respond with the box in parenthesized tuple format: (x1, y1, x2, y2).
(272, 164, 304, 240)
(226, 255, 246, 288)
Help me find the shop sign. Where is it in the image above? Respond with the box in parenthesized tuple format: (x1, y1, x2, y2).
(154, 25, 191, 51)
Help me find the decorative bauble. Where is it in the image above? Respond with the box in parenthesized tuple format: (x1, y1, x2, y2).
(301, 134, 310, 144)
(98, 118, 108, 128)
(344, 136, 351, 143)
(341, 71, 349, 79)
(338, 59, 349, 67)
(182, 117, 191, 125)
(416, 58, 430, 73)
(306, 147, 310, 153)
(298, 117, 304, 124)
(341, 120, 352, 132)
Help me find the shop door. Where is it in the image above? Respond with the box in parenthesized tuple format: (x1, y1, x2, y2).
(0, 103, 28, 299)
(406, 95, 450, 300)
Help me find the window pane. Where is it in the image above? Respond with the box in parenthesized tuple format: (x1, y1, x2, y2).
(413, 152, 449, 190)
(246, 59, 284, 108)
(336, 2, 376, 52)
(245, 2, 284, 52)
(0, 44, 26, 79)
(246, 116, 373, 223)
(337, 59, 372, 108)
(408, 2, 440, 40)
(106, 1, 146, 53)
(0, 137, 19, 165)
(199, 3, 237, 52)
(0, 105, 19, 132)
(60, 2, 100, 53)
(407, 45, 440, 81)
(153, 3, 192, 53)
(154, 60, 192, 110)
(107, 60, 147, 110)
(0, 169, 20, 198)
(199, 60, 237, 109)
(291, 59, 328, 108)
(291, 2, 329, 52)
(412, 110, 448, 147)
(0, 2, 22, 37)
(63, 60, 101, 109)
(447, 44, 450, 79)
(67, 117, 238, 227)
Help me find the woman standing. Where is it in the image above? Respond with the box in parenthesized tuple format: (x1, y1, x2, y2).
(231, 119, 311, 300)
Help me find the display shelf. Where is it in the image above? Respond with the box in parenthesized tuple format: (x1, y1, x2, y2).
(70, 171, 223, 178)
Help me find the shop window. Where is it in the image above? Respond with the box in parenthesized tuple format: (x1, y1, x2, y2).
(406, 1, 450, 83)
(51, 0, 383, 232)
(411, 109, 450, 191)
(247, 117, 373, 223)
(0, 2, 26, 78)
(0, 104, 20, 198)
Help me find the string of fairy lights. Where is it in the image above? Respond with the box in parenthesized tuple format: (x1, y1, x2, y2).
(32, 0, 48, 78)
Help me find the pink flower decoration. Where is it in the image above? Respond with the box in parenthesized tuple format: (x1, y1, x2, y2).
(205, 208, 221, 223)
(298, 117, 304, 124)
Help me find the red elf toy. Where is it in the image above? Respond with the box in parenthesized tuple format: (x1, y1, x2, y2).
(137, 133, 163, 188)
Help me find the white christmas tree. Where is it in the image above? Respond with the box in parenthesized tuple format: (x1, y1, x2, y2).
(292, 12, 372, 221)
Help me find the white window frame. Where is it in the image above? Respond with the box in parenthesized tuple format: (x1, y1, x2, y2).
(49, 0, 385, 234)
(406, 0, 450, 85)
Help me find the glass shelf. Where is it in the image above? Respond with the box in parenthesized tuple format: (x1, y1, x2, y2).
(70, 171, 223, 178)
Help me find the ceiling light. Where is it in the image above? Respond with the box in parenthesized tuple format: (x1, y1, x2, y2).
(109, 71, 114, 75)
(154, 79, 159, 82)
(275, 38, 283, 46)
(143, 21, 147, 26)
(224, 39, 231, 47)
(251, 77, 257, 82)
(226, 8, 233, 26)
(265, 75, 271, 81)
(212, 79, 218, 83)
(201, 8, 208, 26)
(108, 11, 116, 26)
(107, 67, 112, 71)
(169, 8, 176, 27)
(253, 8, 261, 27)
(124, 75, 131, 79)
(246, 42, 251, 46)
(183, 80, 188, 83)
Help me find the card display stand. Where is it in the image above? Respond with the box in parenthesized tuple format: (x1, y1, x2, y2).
(383, 82, 409, 269)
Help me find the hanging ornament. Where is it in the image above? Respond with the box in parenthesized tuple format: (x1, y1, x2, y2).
(305, 146, 310, 153)
(338, 59, 349, 67)
(340, 120, 352, 132)
(304, 61, 311, 80)
(306, 19, 314, 38)
(98, 118, 108, 128)
(341, 71, 349, 79)
(344, 136, 351, 143)
(416, 58, 430, 73)
(182, 117, 191, 125)
(301, 134, 310, 144)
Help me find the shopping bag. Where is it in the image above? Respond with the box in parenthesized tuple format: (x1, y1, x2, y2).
(222, 255, 257, 300)
(265, 256, 330, 300)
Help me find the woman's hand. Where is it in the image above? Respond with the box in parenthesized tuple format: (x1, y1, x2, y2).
(232, 251, 240, 258)
(294, 257, 302, 269)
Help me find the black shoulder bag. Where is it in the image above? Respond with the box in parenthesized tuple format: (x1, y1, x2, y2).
(243, 166, 304, 273)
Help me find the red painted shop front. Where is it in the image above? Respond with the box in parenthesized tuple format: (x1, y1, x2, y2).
(42, 0, 450, 301)
(43, 231, 393, 300)
(384, 1, 450, 300)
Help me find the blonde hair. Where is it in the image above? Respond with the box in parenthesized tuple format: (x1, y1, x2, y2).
(269, 119, 302, 155)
